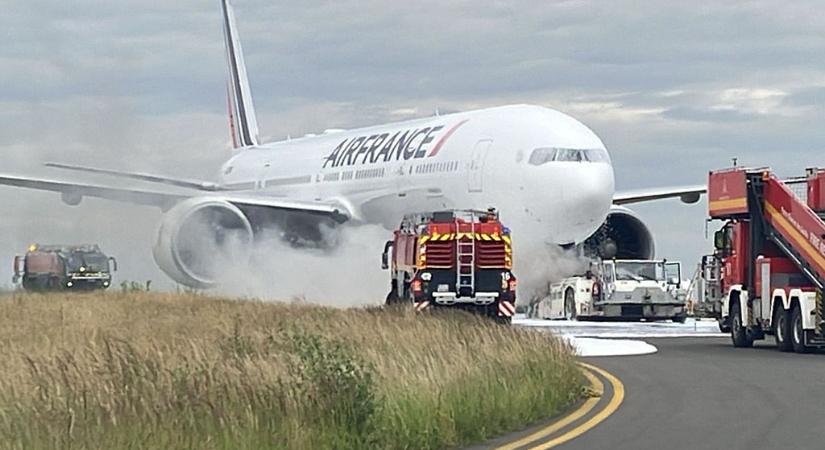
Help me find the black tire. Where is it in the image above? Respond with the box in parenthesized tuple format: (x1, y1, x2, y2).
(730, 301, 753, 348)
(672, 314, 687, 324)
(385, 280, 401, 306)
(718, 318, 731, 333)
(791, 304, 810, 354)
(774, 306, 793, 352)
(564, 289, 577, 321)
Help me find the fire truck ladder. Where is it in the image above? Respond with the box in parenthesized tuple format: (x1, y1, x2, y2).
(456, 212, 477, 296)
(747, 172, 825, 335)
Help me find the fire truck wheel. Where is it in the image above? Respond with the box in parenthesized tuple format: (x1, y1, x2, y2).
(773, 306, 793, 352)
(730, 301, 753, 348)
(564, 288, 577, 321)
(791, 304, 810, 354)
(717, 318, 731, 333)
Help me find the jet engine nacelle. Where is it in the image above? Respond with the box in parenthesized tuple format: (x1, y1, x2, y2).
(584, 205, 655, 260)
(153, 197, 253, 288)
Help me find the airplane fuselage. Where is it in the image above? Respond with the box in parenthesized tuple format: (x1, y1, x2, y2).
(219, 104, 615, 247)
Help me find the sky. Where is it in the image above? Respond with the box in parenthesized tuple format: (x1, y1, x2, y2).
(0, 0, 823, 293)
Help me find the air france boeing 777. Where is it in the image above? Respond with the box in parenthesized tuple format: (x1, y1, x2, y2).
(0, 0, 705, 288)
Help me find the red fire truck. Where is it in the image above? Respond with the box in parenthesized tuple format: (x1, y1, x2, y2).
(381, 209, 517, 322)
(705, 167, 825, 352)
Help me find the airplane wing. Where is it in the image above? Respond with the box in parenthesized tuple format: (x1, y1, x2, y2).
(0, 174, 184, 208)
(0, 174, 350, 222)
(613, 185, 707, 205)
(44, 162, 222, 191)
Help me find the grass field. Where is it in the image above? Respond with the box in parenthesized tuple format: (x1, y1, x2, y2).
(0, 292, 582, 449)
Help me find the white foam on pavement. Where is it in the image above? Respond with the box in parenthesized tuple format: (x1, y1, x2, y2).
(514, 316, 726, 357)
(565, 336, 658, 357)
(514, 316, 726, 339)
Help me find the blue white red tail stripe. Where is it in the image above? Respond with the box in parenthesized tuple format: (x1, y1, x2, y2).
(221, 0, 260, 149)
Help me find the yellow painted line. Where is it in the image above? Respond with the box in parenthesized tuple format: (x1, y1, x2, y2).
(528, 363, 625, 450)
(496, 368, 602, 450)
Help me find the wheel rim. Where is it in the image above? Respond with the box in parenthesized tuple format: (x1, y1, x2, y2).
(777, 313, 785, 343)
(793, 313, 802, 345)
(733, 309, 742, 333)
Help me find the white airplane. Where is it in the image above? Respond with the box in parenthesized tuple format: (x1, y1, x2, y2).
(0, 0, 705, 289)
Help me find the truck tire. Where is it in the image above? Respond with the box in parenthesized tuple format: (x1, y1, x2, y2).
(790, 304, 810, 354)
(730, 301, 753, 348)
(773, 306, 792, 352)
(564, 288, 577, 321)
(717, 318, 731, 333)
(672, 314, 687, 324)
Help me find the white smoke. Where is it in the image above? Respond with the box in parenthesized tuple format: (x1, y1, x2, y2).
(211, 224, 390, 307)
(512, 221, 591, 305)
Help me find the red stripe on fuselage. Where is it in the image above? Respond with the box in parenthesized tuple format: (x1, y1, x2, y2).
(428, 119, 469, 157)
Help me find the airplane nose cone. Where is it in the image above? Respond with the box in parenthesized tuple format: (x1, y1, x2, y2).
(564, 164, 614, 229)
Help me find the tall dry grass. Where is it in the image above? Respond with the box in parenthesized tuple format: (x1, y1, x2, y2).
(0, 292, 581, 449)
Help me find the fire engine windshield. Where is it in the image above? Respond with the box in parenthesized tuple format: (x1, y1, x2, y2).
(66, 253, 109, 272)
(83, 254, 110, 272)
(615, 261, 665, 282)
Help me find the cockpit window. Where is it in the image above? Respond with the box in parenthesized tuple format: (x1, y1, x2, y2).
(584, 149, 610, 163)
(528, 148, 557, 165)
(527, 147, 610, 165)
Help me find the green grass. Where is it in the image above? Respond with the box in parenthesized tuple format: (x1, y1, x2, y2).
(0, 292, 581, 449)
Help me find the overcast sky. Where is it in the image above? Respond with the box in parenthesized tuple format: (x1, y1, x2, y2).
(1, 0, 823, 290)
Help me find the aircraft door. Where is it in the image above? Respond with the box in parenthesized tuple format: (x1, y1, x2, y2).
(468, 139, 493, 193)
(257, 162, 271, 190)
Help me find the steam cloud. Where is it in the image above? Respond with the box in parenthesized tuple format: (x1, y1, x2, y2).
(211, 224, 390, 307)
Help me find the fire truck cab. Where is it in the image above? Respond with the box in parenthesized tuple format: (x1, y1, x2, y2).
(382, 209, 517, 322)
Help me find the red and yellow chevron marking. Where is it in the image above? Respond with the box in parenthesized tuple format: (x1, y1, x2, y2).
(498, 301, 516, 317)
(765, 203, 825, 276)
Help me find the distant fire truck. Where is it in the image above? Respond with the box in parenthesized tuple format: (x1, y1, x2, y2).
(703, 167, 825, 352)
(13, 244, 118, 291)
(534, 258, 686, 322)
(382, 209, 517, 322)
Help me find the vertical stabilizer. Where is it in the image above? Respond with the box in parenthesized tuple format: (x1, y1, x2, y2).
(221, 0, 260, 149)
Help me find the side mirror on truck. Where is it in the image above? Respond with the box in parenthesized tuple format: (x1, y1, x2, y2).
(109, 257, 118, 272)
(12, 256, 22, 283)
(381, 241, 393, 270)
(714, 229, 726, 251)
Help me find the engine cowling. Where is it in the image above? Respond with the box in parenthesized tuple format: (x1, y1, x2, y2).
(153, 197, 253, 288)
(583, 205, 655, 260)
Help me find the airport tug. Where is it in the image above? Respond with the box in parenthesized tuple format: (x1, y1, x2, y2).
(382, 209, 517, 323)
